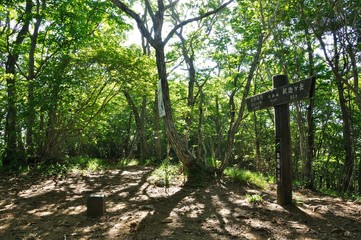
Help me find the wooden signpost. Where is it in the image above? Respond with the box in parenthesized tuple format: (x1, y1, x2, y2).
(246, 75, 316, 205)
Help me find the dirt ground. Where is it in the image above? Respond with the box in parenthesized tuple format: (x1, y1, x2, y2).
(1, 165, 361, 240)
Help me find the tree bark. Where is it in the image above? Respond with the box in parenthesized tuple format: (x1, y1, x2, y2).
(214, 96, 223, 161)
(3, 0, 33, 165)
(337, 79, 354, 193)
(156, 46, 195, 169)
(4, 57, 18, 166)
(359, 159, 361, 194)
(305, 26, 315, 189)
(26, 0, 44, 160)
(123, 90, 148, 161)
(174, 29, 197, 151)
(197, 89, 205, 164)
(153, 90, 163, 162)
(253, 112, 261, 171)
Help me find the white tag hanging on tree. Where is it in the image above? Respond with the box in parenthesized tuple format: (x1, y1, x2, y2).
(158, 79, 166, 117)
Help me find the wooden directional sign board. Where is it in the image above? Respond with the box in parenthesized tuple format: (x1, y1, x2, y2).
(246, 77, 316, 112)
(246, 75, 316, 205)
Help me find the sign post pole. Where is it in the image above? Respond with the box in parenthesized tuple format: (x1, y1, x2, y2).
(273, 75, 292, 205)
(245, 75, 316, 205)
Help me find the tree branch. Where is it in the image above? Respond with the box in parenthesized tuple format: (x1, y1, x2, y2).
(165, 0, 180, 10)
(164, 0, 234, 45)
(144, 0, 156, 23)
(110, 0, 157, 47)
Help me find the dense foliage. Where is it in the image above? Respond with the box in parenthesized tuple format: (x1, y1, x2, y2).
(0, 0, 360, 194)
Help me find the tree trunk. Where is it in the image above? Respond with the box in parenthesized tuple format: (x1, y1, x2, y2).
(337, 79, 354, 193)
(253, 112, 261, 171)
(153, 90, 163, 162)
(359, 159, 361, 194)
(305, 90, 315, 189)
(312, 12, 358, 192)
(174, 28, 198, 154)
(197, 89, 205, 164)
(123, 90, 148, 161)
(3, 0, 33, 164)
(295, 103, 307, 181)
(220, 32, 265, 173)
(156, 46, 196, 172)
(305, 27, 315, 189)
(4, 60, 18, 165)
(44, 102, 58, 161)
(26, 0, 44, 160)
(140, 95, 148, 160)
(215, 96, 223, 161)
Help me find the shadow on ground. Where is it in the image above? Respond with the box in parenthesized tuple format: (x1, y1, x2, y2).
(0, 166, 360, 240)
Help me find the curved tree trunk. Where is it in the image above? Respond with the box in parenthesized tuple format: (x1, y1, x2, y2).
(156, 46, 197, 171)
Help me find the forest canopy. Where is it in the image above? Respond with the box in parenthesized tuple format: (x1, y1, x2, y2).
(0, 0, 360, 195)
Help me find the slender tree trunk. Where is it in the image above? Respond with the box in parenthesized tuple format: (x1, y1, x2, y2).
(26, 32, 39, 160)
(253, 112, 261, 171)
(4, 60, 18, 165)
(305, 94, 315, 189)
(140, 95, 148, 159)
(337, 79, 354, 193)
(44, 101, 58, 161)
(153, 90, 162, 162)
(37, 110, 45, 158)
(295, 103, 307, 181)
(305, 27, 316, 189)
(26, 0, 44, 161)
(349, 47, 361, 193)
(197, 89, 205, 164)
(359, 159, 361, 194)
(41, 55, 70, 161)
(124, 111, 133, 158)
(174, 29, 198, 153)
(3, 0, 32, 165)
(123, 90, 148, 161)
(308, 22, 354, 193)
(214, 96, 223, 161)
(220, 32, 265, 173)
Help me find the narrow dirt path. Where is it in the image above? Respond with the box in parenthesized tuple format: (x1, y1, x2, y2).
(1, 166, 360, 239)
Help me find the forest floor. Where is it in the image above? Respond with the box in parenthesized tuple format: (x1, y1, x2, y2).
(1, 165, 361, 240)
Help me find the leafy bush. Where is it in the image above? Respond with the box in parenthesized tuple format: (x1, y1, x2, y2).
(246, 194, 263, 205)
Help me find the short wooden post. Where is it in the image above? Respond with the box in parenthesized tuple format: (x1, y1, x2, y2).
(87, 193, 106, 217)
(273, 75, 292, 205)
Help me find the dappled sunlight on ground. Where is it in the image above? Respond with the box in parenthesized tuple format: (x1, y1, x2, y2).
(0, 166, 360, 239)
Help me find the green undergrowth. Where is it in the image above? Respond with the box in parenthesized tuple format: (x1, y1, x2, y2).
(224, 167, 270, 189)
(150, 159, 183, 187)
(246, 193, 264, 205)
(319, 188, 361, 202)
(0, 157, 142, 178)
